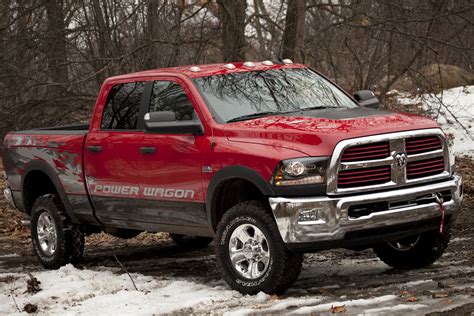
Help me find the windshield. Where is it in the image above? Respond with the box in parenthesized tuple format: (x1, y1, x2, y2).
(193, 68, 358, 123)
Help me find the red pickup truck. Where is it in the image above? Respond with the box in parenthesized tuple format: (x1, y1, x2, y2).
(2, 61, 463, 294)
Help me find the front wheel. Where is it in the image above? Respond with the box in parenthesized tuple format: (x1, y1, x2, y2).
(374, 225, 451, 270)
(30, 194, 84, 269)
(215, 201, 303, 295)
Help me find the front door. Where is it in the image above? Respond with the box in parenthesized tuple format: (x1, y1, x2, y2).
(84, 81, 147, 227)
(138, 79, 208, 232)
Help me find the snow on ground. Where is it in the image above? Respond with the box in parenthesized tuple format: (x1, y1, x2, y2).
(397, 85, 474, 157)
(1, 258, 472, 315)
(0, 264, 245, 315)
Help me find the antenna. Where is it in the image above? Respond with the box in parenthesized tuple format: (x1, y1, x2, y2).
(208, 116, 216, 151)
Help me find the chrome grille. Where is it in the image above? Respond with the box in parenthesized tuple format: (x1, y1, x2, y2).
(340, 141, 390, 162)
(407, 156, 445, 179)
(405, 136, 442, 155)
(327, 129, 451, 195)
(338, 165, 391, 188)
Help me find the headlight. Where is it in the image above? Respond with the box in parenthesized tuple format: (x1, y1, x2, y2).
(272, 157, 329, 186)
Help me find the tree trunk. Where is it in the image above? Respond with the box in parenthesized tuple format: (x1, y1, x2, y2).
(282, 0, 306, 62)
(216, 0, 247, 62)
(44, 0, 69, 95)
(145, 0, 159, 69)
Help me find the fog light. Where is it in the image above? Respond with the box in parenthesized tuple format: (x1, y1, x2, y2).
(298, 209, 320, 222)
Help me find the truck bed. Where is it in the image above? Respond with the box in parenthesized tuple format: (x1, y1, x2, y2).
(2, 127, 90, 220)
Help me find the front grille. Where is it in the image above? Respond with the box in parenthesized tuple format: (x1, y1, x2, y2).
(407, 156, 445, 179)
(340, 141, 390, 162)
(338, 165, 391, 188)
(328, 130, 449, 194)
(405, 136, 442, 155)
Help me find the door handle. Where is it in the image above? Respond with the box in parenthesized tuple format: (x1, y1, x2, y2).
(87, 145, 102, 152)
(140, 147, 156, 154)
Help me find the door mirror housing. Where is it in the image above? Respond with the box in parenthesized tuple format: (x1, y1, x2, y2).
(144, 111, 204, 135)
(353, 90, 380, 109)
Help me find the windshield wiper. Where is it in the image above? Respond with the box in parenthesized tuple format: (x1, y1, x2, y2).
(300, 106, 331, 111)
(227, 111, 280, 123)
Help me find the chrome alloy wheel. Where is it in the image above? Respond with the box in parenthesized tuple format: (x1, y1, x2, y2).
(228, 224, 270, 279)
(37, 212, 58, 256)
(388, 235, 420, 251)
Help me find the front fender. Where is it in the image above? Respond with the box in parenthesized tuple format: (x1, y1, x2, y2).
(206, 165, 274, 231)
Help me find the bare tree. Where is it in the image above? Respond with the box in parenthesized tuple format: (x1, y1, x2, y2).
(216, 0, 247, 61)
(44, 0, 69, 96)
(0, 0, 473, 140)
(282, 0, 306, 62)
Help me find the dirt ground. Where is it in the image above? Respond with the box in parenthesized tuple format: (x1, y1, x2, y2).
(0, 159, 473, 314)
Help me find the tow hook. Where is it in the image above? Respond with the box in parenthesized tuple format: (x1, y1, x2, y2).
(433, 193, 445, 233)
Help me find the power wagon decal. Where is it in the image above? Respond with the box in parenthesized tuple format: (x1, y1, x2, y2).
(90, 183, 195, 200)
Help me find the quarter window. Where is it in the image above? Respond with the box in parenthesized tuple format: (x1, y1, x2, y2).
(150, 81, 195, 121)
(101, 82, 146, 130)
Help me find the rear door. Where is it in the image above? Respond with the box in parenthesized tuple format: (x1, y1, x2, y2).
(84, 81, 148, 227)
(138, 79, 208, 232)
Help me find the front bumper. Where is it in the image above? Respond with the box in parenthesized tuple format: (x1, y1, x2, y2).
(3, 187, 17, 209)
(269, 174, 463, 249)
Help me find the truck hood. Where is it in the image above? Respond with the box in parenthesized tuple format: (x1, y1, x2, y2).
(224, 107, 440, 156)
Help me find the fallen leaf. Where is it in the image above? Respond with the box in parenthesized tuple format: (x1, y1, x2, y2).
(406, 296, 418, 302)
(270, 294, 279, 301)
(399, 290, 411, 297)
(440, 298, 453, 304)
(23, 303, 37, 314)
(329, 305, 346, 313)
(25, 273, 41, 294)
(432, 291, 449, 298)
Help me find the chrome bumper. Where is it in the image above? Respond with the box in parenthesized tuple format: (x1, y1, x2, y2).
(3, 188, 17, 209)
(269, 174, 463, 244)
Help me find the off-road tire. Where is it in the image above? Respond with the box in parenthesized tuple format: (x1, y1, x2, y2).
(30, 194, 84, 269)
(170, 233, 213, 249)
(374, 225, 451, 270)
(215, 200, 303, 295)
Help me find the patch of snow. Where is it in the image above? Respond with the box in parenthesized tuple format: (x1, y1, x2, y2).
(0, 265, 246, 315)
(362, 303, 427, 314)
(399, 279, 434, 287)
(0, 253, 19, 258)
(397, 85, 474, 157)
(451, 237, 471, 242)
(289, 295, 397, 314)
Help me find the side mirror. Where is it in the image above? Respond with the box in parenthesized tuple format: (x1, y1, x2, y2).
(353, 90, 380, 109)
(144, 111, 204, 135)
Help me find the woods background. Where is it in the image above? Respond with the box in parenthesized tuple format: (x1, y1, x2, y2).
(0, 0, 473, 138)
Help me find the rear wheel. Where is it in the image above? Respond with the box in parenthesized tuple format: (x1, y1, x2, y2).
(30, 194, 84, 269)
(374, 225, 451, 270)
(170, 234, 213, 249)
(215, 200, 303, 295)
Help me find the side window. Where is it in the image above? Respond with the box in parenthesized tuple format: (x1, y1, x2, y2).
(101, 82, 146, 130)
(150, 81, 195, 121)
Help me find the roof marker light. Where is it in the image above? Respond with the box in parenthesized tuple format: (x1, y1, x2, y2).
(224, 63, 236, 69)
(262, 60, 274, 66)
(243, 61, 256, 68)
(282, 59, 293, 64)
(189, 66, 201, 72)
